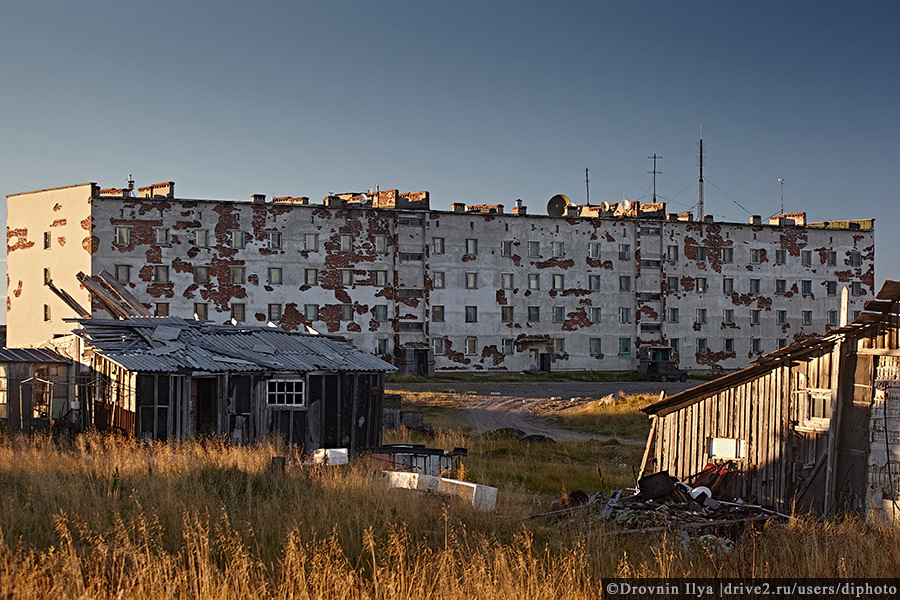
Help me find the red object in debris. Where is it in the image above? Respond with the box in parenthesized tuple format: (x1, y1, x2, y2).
(692, 462, 740, 499)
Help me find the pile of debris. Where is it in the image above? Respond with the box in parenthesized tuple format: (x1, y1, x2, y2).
(528, 466, 791, 537)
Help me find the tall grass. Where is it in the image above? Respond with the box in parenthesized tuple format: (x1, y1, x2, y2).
(2, 433, 900, 597)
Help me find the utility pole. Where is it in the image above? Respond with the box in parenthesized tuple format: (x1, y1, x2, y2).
(647, 154, 662, 202)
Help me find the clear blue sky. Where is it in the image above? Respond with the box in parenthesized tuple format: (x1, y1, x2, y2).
(2, 1, 898, 314)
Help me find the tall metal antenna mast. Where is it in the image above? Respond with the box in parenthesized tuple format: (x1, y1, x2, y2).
(778, 178, 784, 217)
(585, 167, 590, 206)
(647, 154, 662, 202)
(698, 125, 704, 220)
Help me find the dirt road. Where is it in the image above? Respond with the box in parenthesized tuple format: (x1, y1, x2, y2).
(388, 380, 698, 445)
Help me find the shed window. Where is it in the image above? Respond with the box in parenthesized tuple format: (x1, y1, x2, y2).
(708, 437, 746, 460)
(0, 364, 7, 418)
(267, 379, 305, 407)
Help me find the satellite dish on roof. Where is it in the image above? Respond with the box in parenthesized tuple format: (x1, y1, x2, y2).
(547, 194, 572, 217)
(601, 201, 610, 212)
(621, 199, 631, 211)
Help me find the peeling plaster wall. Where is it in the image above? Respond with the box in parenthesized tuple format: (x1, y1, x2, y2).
(6, 184, 95, 347)
(7, 184, 874, 372)
(866, 357, 900, 525)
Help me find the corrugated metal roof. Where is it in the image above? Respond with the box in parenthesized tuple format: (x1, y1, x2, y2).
(71, 317, 396, 374)
(0, 348, 70, 363)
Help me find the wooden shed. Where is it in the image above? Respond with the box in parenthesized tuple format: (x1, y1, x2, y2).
(67, 317, 396, 452)
(0, 348, 72, 435)
(642, 281, 900, 523)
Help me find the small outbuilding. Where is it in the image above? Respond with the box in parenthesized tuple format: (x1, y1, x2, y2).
(642, 281, 900, 524)
(64, 317, 396, 451)
(0, 348, 72, 435)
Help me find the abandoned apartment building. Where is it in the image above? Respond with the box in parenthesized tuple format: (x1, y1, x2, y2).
(6, 180, 874, 374)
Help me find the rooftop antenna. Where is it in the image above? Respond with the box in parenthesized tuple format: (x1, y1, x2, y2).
(778, 178, 784, 217)
(647, 154, 662, 202)
(698, 125, 704, 221)
(585, 167, 590, 206)
(126, 174, 135, 197)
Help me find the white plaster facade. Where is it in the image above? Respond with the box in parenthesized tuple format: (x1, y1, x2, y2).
(7, 181, 875, 374)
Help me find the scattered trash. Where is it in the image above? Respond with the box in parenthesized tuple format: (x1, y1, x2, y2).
(371, 444, 466, 477)
(384, 471, 498, 511)
(490, 391, 502, 396)
(314, 448, 349, 466)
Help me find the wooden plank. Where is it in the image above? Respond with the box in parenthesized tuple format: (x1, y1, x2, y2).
(638, 416, 658, 480)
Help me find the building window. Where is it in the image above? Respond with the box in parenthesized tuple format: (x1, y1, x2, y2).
(304, 304, 319, 321)
(194, 303, 208, 320)
(667, 245, 678, 261)
(528, 241, 540, 257)
(267, 379, 305, 407)
(722, 247, 734, 264)
(695, 308, 707, 324)
(196, 230, 209, 247)
(554, 338, 565, 354)
(192, 266, 209, 284)
(618, 337, 631, 357)
(465, 238, 478, 255)
(826, 251, 836, 266)
(432, 237, 445, 254)
(777, 310, 787, 325)
(340, 234, 353, 252)
(528, 274, 540, 290)
(589, 275, 602, 291)
(433, 337, 445, 356)
(801, 250, 812, 267)
(304, 269, 318, 286)
(590, 338, 603, 356)
(696, 278, 707, 293)
(777, 339, 787, 349)
(852, 310, 861, 321)
(750, 248, 762, 264)
(465, 306, 478, 323)
(339, 304, 353, 321)
(373, 305, 388, 321)
(465, 272, 478, 289)
(501, 240, 513, 256)
(552, 306, 565, 322)
(266, 231, 282, 250)
(114, 226, 130, 246)
(801, 279, 812, 295)
(114, 265, 130, 283)
(528, 306, 540, 322)
(619, 307, 631, 323)
(749, 278, 760, 294)
(751, 309, 761, 325)
(432, 305, 445, 322)
(501, 273, 514, 289)
(465, 336, 478, 355)
(776, 279, 786, 295)
(44, 231, 51, 249)
(231, 231, 246, 248)
(850, 251, 862, 267)
(826, 281, 837, 296)
(230, 267, 245, 284)
(723, 278, 734, 293)
(723, 309, 734, 324)
(268, 267, 282, 285)
(304, 233, 318, 251)
(618, 244, 631, 261)
(590, 307, 602, 323)
(827, 310, 838, 326)
(802, 310, 812, 326)
(502, 338, 514, 355)
(374, 235, 387, 253)
(155, 303, 169, 317)
(552, 274, 565, 290)
(668, 307, 679, 323)
(268, 304, 283, 322)
(43, 304, 51, 321)
(697, 338, 708, 353)
(696, 246, 707, 262)
(775, 249, 786, 265)
(501, 306, 514, 322)
(155, 228, 169, 245)
(851, 281, 862, 296)
(231, 303, 246, 322)
(724, 338, 734, 353)
(551, 241, 565, 258)
(154, 266, 169, 283)
(375, 270, 388, 287)
(667, 277, 680, 292)
(751, 338, 762, 354)
(433, 272, 445, 288)
(341, 270, 354, 286)
(376, 339, 389, 355)
(619, 276, 631, 292)
(590, 242, 601, 258)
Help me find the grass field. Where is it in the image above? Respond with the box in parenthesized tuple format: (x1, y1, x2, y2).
(1, 395, 899, 597)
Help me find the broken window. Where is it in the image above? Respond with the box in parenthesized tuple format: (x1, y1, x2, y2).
(230, 267, 245, 284)
(304, 304, 319, 321)
(267, 231, 282, 250)
(590, 275, 602, 291)
(552, 306, 565, 322)
(552, 274, 565, 290)
(341, 270, 354, 286)
(722, 247, 734, 264)
(696, 338, 708, 353)
(432, 305, 445, 322)
(667, 277, 679, 292)
(267, 379, 304, 407)
(154, 266, 169, 283)
(376, 339, 389, 354)
(155, 228, 169, 245)
(723, 309, 734, 324)
(528, 274, 540, 290)
(551, 241, 565, 258)
(194, 266, 209, 284)
(465, 337, 478, 355)
(696, 277, 707, 293)
(528, 306, 540, 322)
(231, 231, 246, 248)
(115, 226, 131, 246)
(304, 233, 318, 251)
(115, 265, 130, 283)
(231, 303, 245, 322)
(590, 242, 601, 258)
(667, 245, 678, 261)
(750, 248, 762, 264)
(501, 273, 514, 289)
(502, 338, 514, 355)
(590, 307, 602, 323)
(667, 307, 679, 323)
(802, 310, 812, 326)
(619, 276, 631, 292)
(528, 241, 540, 257)
(432, 237, 444, 254)
(304, 269, 318, 286)
(465, 238, 478, 255)
(194, 303, 208, 320)
(465, 272, 478, 289)
(196, 230, 209, 247)
(618, 244, 631, 261)
(554, 338, 565, 354)
(375, 270, 388, 287)
(618, 307, 631, 323)
(465, 306, 478, 323)
(590, 338, 602, 356)
(776, 279, 786, 295)
(373, 305, 387, 321)
(851, 281, 862, 296)
(268, 267, 282, 285)
(268, 303, 283, 322)
(501, 240, 513, 256)
(155, 303, 169, 317)
(433, 272, 445, 288)
(501, 306, 513, 322)
(695, 308, 707, 324)
(433, 337, 444, 356)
